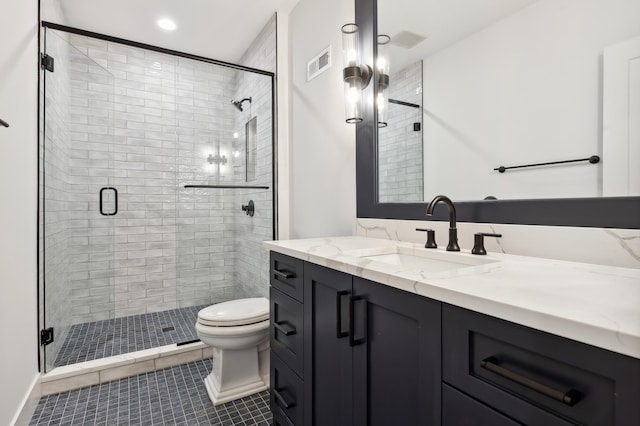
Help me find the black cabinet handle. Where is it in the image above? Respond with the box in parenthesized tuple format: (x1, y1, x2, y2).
(273, 321, 296, 336)
(481, 357, 581, 406)
(273, 269, 295, 279)
(349, 295, 366, 347)
(336, 291, 350, 338)
(99, 187, 118, 216)
(0, 118, 9, 128)
(273, 388, 296, 409)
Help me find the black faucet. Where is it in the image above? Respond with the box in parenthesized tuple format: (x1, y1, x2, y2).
(426, 195, 460, 251)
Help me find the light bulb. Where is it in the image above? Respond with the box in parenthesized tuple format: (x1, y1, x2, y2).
(347, 50, 357, 66)
(348, 86, 359, 104)
(157, 18, 177, 31)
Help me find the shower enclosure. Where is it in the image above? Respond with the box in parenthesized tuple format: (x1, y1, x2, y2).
(39, 22, 276, 373)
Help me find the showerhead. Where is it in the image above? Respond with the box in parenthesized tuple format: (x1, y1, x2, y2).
(231, 100, 243, 111)
(230, 97, 252, 112)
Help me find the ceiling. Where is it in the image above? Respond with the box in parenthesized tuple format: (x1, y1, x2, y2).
(57, 0, 299, 63)
(378, 0, 538, 71)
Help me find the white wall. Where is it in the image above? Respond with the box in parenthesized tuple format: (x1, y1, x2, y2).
(0, 0, 40, 424)
(288, 0, 356, 238)
(422, 0, 640, 201)
(42, 0, 66, 23)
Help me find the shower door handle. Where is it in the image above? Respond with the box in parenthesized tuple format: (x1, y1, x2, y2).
(99, 187, 118, 216)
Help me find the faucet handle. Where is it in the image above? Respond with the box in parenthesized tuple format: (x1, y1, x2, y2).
(416, 228, 437, 249)
(472, 233, 502, 255)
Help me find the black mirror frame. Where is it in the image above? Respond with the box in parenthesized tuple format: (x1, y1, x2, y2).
(354, 0, 640, 229)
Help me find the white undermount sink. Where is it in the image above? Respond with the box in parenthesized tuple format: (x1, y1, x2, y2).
(348, 245, 498, 273)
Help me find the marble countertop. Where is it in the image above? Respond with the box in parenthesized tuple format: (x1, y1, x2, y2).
(264, 236, 640, 359)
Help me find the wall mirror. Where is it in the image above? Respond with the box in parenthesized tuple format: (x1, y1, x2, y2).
(355, 0, 640, 228)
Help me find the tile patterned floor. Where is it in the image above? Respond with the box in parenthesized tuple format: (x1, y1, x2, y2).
(30, 359, 272, 425)
(54, 305, 207, 367)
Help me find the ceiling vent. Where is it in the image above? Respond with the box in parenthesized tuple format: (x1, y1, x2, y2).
(391, 31, 428, 49)
(307, 46, 331, 82)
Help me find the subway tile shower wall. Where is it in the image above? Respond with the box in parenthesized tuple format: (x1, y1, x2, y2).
(233, 17, 276, 300)
(378, 61, 423, 202)
(47, 16, 276, 325)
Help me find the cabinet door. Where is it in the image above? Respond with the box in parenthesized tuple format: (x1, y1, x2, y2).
(352, 278, 441, 426)
(303, 263, 353, 426)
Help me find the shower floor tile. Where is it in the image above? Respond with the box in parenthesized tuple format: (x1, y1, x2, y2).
(54, 305, 208, 367)
(30, 359, 272, 426)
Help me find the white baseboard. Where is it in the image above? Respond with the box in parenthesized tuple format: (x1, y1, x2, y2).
(11, 374, 41, 426)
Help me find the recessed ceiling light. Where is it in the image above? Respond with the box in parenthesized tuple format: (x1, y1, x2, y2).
(157, 18, 177, 31)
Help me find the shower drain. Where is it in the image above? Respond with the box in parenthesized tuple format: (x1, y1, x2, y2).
(161, 326, 175, 332)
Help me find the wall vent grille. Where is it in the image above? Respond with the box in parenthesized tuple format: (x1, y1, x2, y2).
(307, 46, 331, 82)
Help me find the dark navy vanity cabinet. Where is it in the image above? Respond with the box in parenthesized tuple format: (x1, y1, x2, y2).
(269, 251, 640, 426)
(443, 305, 640, 426)
(302, 263, 441, 426)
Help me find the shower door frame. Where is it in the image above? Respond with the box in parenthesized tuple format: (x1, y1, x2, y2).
(38, 20, 279, 373)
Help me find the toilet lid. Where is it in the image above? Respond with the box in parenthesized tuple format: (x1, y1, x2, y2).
(198, 297, 269, 326)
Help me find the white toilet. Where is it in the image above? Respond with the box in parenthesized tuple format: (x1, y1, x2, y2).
(195, 297, 270, 406)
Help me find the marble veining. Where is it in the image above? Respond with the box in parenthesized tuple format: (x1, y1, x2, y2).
(264, 236, 640, 359)
(354, 218, 640, 269)
(606, 229, 640, 262)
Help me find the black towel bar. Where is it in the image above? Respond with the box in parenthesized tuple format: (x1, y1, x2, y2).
(495, 155, 600, 173)
(184, 185, 269, 189)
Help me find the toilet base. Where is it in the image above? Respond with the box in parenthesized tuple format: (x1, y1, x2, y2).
(203, 346, 269, 406)
(204, 371, 268, 406)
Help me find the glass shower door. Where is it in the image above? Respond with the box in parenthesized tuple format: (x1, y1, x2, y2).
(42, 29, 116, 372)
(175, 57, 275, 310)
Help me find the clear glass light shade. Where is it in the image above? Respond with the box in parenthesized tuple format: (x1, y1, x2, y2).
(341, 24, 360, 67)
(344, 79, 364, 123)
(377, 35, 391, 128)
(342, 23, 364, 123)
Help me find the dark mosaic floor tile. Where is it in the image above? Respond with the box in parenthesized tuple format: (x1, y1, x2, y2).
(54, 305, 207, 366)
(32, 359, 272, 425)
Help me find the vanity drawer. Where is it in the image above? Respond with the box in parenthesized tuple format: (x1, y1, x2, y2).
(271, 352, 304, 426)
(270, 251, 304, 302)
(443, 304, 640, 426)
(443, 384, 521, 426)
(272, 405, 295, 426)
(270, 287, 304, 378)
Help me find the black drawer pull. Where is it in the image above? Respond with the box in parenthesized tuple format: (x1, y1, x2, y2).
(274, 321, 296, 336)
(273, 388, 296, 409)
(273, 269, 295, 279)
(336, 290, 350, 338)
(481, 357, 581, 406)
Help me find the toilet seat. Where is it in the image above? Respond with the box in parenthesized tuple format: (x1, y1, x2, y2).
(197, 297, 269, 327)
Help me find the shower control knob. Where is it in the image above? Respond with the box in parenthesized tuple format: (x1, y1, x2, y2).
(242, 200, 255, 217)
